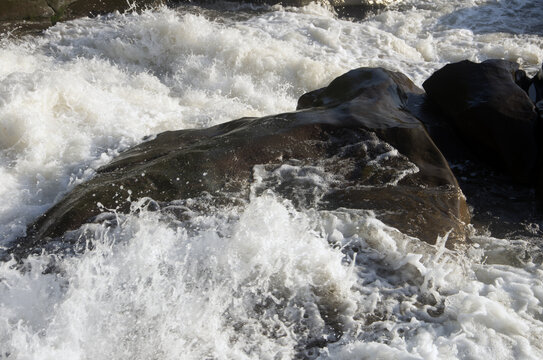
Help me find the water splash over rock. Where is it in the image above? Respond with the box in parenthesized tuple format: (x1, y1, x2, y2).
(11, 67, 469, 259)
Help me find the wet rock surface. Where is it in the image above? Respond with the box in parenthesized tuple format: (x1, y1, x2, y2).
(423, 59, 539, 185)
(421, 60, 543, 242)
(451, 160, 542, 241)
(12, 67, 470, 259)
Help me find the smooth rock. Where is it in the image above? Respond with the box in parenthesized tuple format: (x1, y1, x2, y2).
(423, 59, 539, 184)
(14, 67, 469, 259)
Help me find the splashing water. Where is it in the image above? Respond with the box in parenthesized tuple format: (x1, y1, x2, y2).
(1, 1, 543, 358)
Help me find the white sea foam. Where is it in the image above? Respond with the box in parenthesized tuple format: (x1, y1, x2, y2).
(1, 192, 542, 359)
(1, 2, 542, 241)
(1, 1, 543, 358)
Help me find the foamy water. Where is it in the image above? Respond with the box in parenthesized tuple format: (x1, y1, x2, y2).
(1, 1, 543, 358)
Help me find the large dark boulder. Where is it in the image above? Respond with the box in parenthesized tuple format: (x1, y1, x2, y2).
(420, 60, 543, 243)
(13, 67, 469, 259)
(422, 59, 539, 184)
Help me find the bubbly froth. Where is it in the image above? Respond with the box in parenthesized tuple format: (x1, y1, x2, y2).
(1, 1, 543, 358)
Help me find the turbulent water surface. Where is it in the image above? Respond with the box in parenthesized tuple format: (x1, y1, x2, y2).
(1, 0, 543, 358)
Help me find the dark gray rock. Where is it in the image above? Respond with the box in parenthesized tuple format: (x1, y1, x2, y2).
(12, 67, 469, 261)
(515, 69, 531, 93)
(421, 60, 543, 243)
(528, 64, 543, 103)
(423, 59, 539, 185)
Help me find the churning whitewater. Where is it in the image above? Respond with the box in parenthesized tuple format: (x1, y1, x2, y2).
(1, 1, 543, 359)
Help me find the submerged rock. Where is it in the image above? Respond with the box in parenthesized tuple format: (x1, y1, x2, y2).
(423, 59, 539, 185)
(13, 67, 469, 259)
